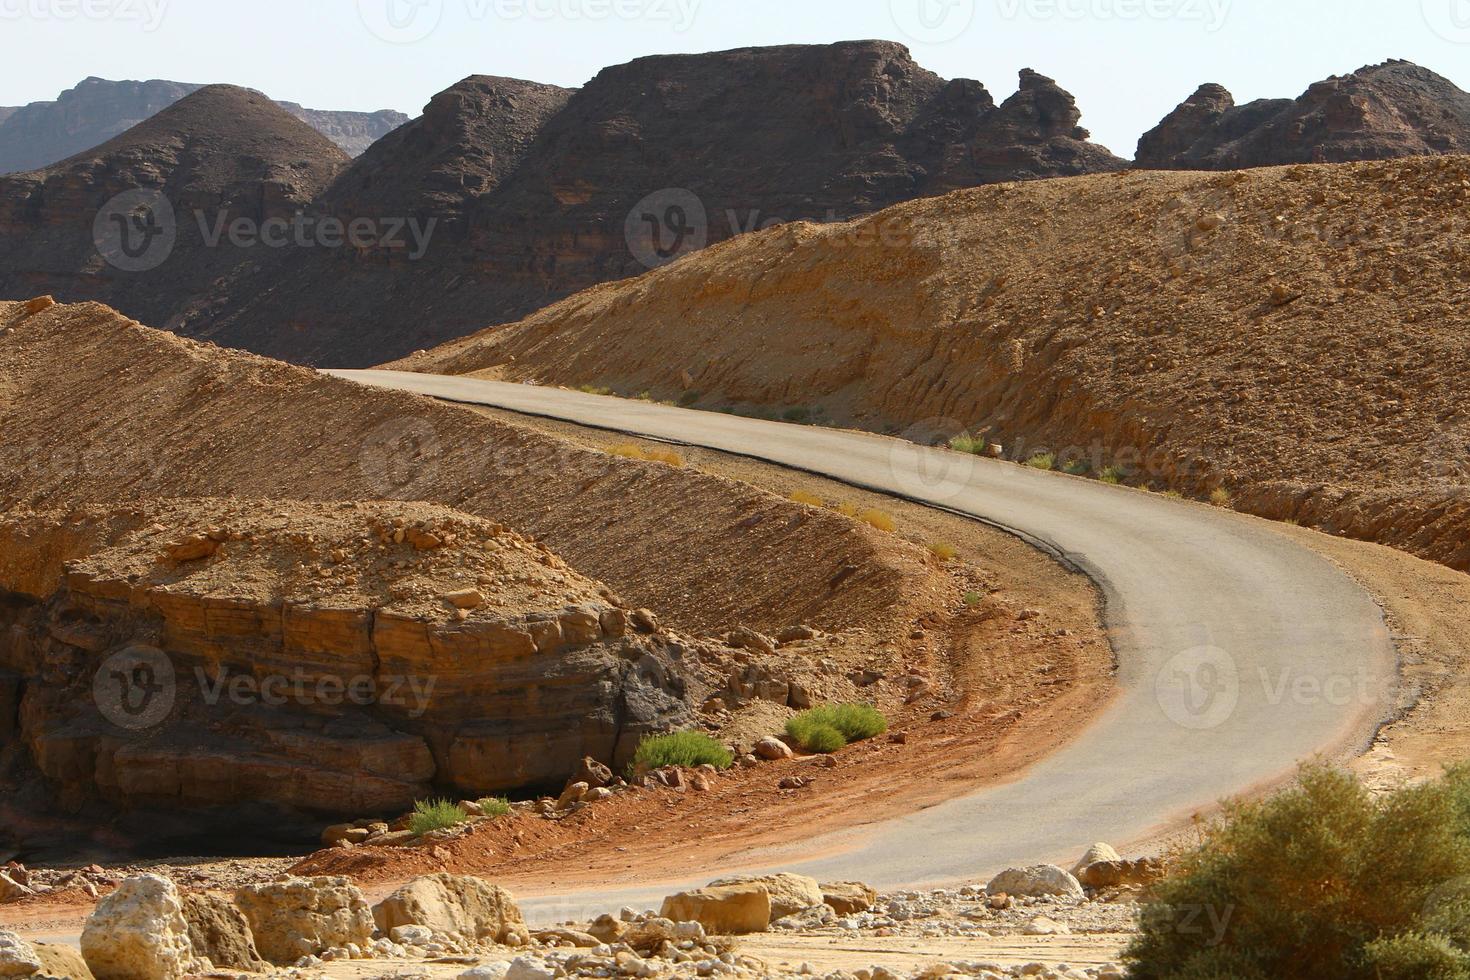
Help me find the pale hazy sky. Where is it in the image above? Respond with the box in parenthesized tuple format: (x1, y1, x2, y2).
(2, 0, 1467, 157)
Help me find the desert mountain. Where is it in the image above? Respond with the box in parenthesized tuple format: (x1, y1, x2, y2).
(398, 153, 1470, 571)
(0, 85, 349, 330)
(126, 42, 1121, 366)
(0, 76, 408, 173)
(0, 297, 957, 842)
(1137, 60, 1470, 169)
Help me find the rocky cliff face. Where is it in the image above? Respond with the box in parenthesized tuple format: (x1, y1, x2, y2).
(0, 77, 407, 173)
(0, 500, 691, 828)
(0, 86, 348, 330)
(1136, 61, 1470, 169)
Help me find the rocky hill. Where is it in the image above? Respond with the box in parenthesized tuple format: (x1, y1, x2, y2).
(397, 153, 1470, 571)
(0, 85, 349, 330)
(22, 42, 1119, 366)
(0, 76, 407, 173)
(1137, 60, 1470, 169)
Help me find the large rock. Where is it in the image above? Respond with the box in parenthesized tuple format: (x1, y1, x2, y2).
(372, 874, 529, 946)
(820, 881, 877, 915)
(181, 892, 265, 971)
(660, 884, 771, 935)
(0, 873, 29, 903)
(984, 865, 1084, 900)
(33, 945, 95, 980)
(1078, 858, 1166, 891)
(0, 932, 41, 977)
(234, 876, 374, 965)
(708, 873, 823, 920)
(80, 875, 197, 980)
(1070, 842, 1121, 880)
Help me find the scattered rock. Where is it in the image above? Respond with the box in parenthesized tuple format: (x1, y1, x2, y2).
(235, 876, 375, 965)
(0, 872, 30, 904)
(754, 736, 794, 761)
(166, 534, 219, 562)
(571, 756, 614, 788)
(1070, 842, 1121, 880)
(659, 883, 771, 935)
(444, 588, 486, 609)
(80, 874, 198, 980)
(0, 932, 42, 977)
(821, 881, 877, 915)
(372, 873, 529, 947)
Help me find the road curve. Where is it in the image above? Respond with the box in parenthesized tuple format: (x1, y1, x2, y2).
(329, 370, 1397, 920)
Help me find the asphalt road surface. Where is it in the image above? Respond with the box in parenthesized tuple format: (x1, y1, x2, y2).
(329, 370, 1398, 922)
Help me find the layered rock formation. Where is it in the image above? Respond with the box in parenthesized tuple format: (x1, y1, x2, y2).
(0, 499, 691, 822)
(0, 76, 407, 173)
(1136, 60, 1470, 169)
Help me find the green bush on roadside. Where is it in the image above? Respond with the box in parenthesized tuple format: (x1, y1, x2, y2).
(477, 796, 512, 818)
(631, 731, 733, 772)
(1126, 764, 1470, 980)
(786, 703, 887, 751)
(408, 798, 468, 836)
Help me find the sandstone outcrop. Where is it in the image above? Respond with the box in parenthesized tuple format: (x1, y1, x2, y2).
(234, 875, 375, 965)
(820, 881, 877, 914)
(181, 892, 266, 971)
(79, 874, 198, 980)
(0, 499, 693, 821)
(1137, 61, 1470, 169)
(708, 873, 823, 920)
(372, 873, 529, 946)
(659, 883, 771, 935)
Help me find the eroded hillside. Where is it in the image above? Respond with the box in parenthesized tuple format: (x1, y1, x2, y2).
(396, 154, 1470, 569)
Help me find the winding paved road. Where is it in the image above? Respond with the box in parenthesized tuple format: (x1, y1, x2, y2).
(330, 370, 1398, 922)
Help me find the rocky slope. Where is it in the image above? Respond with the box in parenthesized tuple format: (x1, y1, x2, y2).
(0, 76, 406, 173)
(0, 43, 1120, 367)
(1136, 60, 1470, 169)
(396, 153, 1470, 571)
(0, 86, 349, 331)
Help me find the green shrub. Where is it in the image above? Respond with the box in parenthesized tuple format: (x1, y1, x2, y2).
(1099, 466, 1125, 485)
(408, 798, 468, 836)
(1125, 765, 1470, 980)
(786, 703, 887, 751)
(679, 390, 701, 406)
(949, 435, 986, 456)
(963, 591, 984, 607)
(576, 384, 614, 396)
(477, 796, 512, 818)
(1025, 452, 1055, 471)
(631, 731, 733, 772)
(783, 406, 812, 423)
(1062, 459, 1091, 476)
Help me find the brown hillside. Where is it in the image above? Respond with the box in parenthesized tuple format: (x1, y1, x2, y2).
(396, 154, 1470, 570)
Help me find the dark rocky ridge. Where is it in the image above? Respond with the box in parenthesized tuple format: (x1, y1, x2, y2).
(1136, 60, 1470, 169)
(179, 42, 1126, 366)
(0, 76, 407, 174)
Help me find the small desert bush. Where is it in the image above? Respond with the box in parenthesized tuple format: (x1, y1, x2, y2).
(928, 541, 958, 561)
(1063, 459, 1091, 476)
(679, 390, 701, 406)
(963, 591, 984, 607)
(1025, 452, 1055, 471)
(408, 798, 468, 836)
(477, 796, 512, 818)
(607, 443, 683, 467)
(858, 509, 897, 533)
(1099, 466, 1125, 485)
(635, 390, 654, 402)
(782, 406, 812, 424)
(789, 490, 825, 507)
(1210, 486, 1233, 508)
(577, 384, 614, 396)
(949, 435, 986, 455)
(1126, 764, 1470, 980)
(786, 704, 888, 751)
(631, 731, 733, 772)
(607, 442, 647, 460)
(644, 447, 685, 467)
(834, 501, 860, 518)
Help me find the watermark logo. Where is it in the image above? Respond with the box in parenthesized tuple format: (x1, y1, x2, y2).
(1423, 0, 1470, 43)
(93, 645, 176, 730)
(1156, 645, 1239, 730)
(996, 0, 1230, 30)
(358, 0, 444, 42)
(890, 0, 976, 43)
(886, 418, 982, 505)
(625, 189, 708, 270)
(0, 0, 167, 30)
(93, 189, 176, 272)
(360, 417, 443, 496)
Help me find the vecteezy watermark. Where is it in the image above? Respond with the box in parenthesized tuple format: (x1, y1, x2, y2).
(92, 190, 437, 272)
(890, 0, 976, 43)
(358, 0, 699, 43)
(0, 0, 167, 30)
(92, 648, 438, 730)
(996, 0, 1230, 30)
(1138, 902, 1234, 946)
(1156, 646, 1239, 731)
(93, 189, 177, 274)
(624, 188, 708, 270)
(93, 645, 176, 730)
(1423, 0, 1470, 43)
(359, 417, 443, 497)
